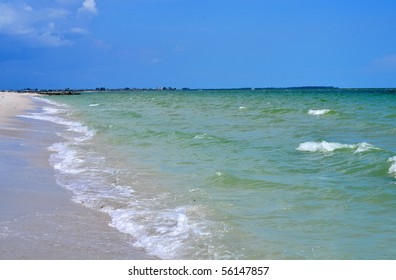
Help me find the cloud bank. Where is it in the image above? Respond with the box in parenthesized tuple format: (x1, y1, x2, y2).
(0, 0, 98, 47)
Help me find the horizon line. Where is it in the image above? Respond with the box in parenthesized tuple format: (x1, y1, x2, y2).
(2, 86, 396, 92)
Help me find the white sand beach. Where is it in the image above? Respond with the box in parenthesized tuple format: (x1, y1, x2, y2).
(0, 92, 33, 119)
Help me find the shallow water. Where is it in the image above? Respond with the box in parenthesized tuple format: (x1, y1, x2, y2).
(21, 88, 396, 259)
(0, 110, 153, 259)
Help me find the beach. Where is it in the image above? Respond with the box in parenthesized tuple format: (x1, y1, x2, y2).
(0, 92, 154, 259)
(2, 89, 396, 259)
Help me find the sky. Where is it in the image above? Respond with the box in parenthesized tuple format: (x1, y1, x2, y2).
(1, 0, 396, 89)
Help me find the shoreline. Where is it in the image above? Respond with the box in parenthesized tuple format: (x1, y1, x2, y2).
(0, 92, 155, 259)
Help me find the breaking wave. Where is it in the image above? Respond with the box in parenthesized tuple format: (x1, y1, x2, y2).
(297, 141, 379, 153)
(308, 109, 331, 116)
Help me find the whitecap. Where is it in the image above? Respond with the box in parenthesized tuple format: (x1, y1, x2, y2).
(297, 141, 378, 153)
(308, 109, 331, 116)
(297, 141, 354, 152)
(388, 156, 396, 176)
(355, 142, 378, 153)
(89, 103, 101, 107)
(193, 133, 208, 139)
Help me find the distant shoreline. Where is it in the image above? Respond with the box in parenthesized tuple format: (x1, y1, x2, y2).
(1, 86, 396, 96)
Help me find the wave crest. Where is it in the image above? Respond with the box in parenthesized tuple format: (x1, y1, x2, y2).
(388, 157, 396, 177)
(297, 141, 378, 153)
(308, 109, 331, 116)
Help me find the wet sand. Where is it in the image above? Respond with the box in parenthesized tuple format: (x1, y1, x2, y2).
(0, 92, 155, 259)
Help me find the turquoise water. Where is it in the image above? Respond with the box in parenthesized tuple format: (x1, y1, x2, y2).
(25, 89, 396, 259)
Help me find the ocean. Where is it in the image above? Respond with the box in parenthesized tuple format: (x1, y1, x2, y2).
(20, 88, 396, 259)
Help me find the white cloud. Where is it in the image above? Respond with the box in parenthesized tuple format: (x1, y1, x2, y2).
(0, 3, 35, 35)
(78, 0, 97, 14)
(0, 3, 19, 27)
(0, 1, 97, 47)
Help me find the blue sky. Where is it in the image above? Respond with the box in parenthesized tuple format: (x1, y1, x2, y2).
(1, 0, 396, 89)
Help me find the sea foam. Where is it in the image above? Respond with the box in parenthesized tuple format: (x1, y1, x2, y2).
(106, 204, 210, 259)
(19, 100, 95, 142)
(388, 157, 396, 177)
(297, 141, 378, 153)
(308, 109, 331, 116)
(33, 96, 66, 107)
(48, 142, 86, 174)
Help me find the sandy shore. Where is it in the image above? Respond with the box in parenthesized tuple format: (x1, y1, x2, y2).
(0, 92, 155, 259)
(0, 92, 34, 119)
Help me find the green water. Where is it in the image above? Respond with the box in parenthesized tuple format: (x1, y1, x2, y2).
(41, 88, 396, 259)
